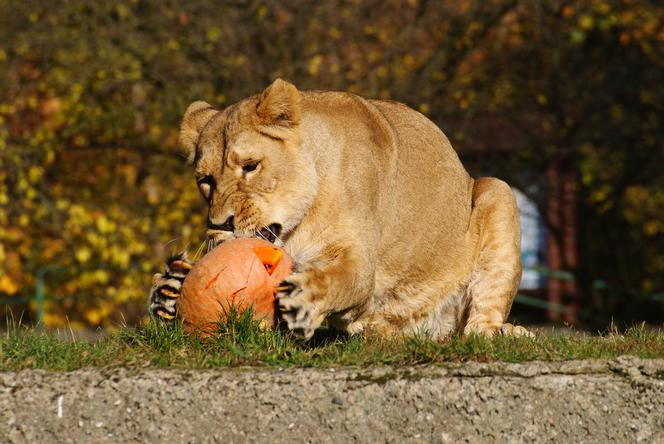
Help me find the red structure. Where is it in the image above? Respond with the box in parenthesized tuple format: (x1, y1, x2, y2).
(546, 161, 578, 323)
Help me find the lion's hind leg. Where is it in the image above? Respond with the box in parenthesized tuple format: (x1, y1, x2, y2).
(463, 178, 532, 338)
(500, 323, 534, 338)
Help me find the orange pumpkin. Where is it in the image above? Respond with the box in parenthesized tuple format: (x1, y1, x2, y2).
(179, 238, 293, 335)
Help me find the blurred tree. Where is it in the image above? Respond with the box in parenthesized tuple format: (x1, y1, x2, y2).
(0, 0, 661, 328)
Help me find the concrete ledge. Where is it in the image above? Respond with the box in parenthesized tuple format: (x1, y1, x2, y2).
(2, 357, 664, 443)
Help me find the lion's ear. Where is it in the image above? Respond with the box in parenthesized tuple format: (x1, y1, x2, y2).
(256, 79, 301, 127)
(179, 101, 217, 163)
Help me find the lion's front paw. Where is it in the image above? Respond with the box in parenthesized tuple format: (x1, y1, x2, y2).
(276, 270, 326, 340)
(148, 252, 193, 321)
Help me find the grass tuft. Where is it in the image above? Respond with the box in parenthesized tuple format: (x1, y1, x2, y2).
(1, 317, 663, 371)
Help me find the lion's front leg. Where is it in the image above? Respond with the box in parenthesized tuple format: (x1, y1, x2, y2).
(148, 252, 194, 321)
(276, 244, 372, 339)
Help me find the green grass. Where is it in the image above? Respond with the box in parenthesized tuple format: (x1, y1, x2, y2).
(1, 312, 663, 371)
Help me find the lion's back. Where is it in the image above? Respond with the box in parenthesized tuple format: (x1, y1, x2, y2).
(300, 91, 474, 279)
(369, 99, 473, 245)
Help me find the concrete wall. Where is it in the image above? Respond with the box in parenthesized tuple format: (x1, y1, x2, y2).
(2, 357, 663, 443)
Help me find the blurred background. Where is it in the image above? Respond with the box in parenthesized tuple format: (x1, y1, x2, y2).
(0, 0, 662, 332)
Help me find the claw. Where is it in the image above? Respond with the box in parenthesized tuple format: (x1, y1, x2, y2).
(171, 260, 193, 271)
(155, 308, 176, 320)
(160, 288, 180, 298)
(276, 281, 296, 295)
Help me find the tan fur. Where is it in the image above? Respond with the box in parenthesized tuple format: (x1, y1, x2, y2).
(178, 79, 530, 340)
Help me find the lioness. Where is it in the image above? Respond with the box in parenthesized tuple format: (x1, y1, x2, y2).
(149, 79, 530, 339)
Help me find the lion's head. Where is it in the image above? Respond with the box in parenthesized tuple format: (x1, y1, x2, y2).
(179, 79, 317, 247)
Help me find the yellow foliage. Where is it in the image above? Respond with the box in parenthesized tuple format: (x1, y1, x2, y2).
(596, 2, 610, 15)
(28, 166, 44, 183)
(75, 247, 92, 264)
(206, 28, 220, 42)
(165, 40, 180, 51)
(329, 27, 341, 40)
(95, 216, 116, 234)
(0, 274, 19, 295)
(579, 15, 595, 30)
(42, 312, 64, 328)
(84, 308, 102, 325)
(643, 221, 660, 237)
(308, 55, 324, 76)
(256, 5, 267, 19)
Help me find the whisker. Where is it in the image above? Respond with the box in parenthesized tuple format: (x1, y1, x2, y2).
(255, 229, 269, 242)
(263, 224, 284, 245)
(193, 239, 207, 260)
(163, 237, 180, 249)
(167, 239, 191, 259)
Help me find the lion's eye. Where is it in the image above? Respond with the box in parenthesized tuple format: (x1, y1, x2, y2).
(197, 176, 214, 200)
(242, 161, 259, 173)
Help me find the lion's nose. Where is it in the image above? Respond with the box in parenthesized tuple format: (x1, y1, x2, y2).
(208, 215, 235, 232)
